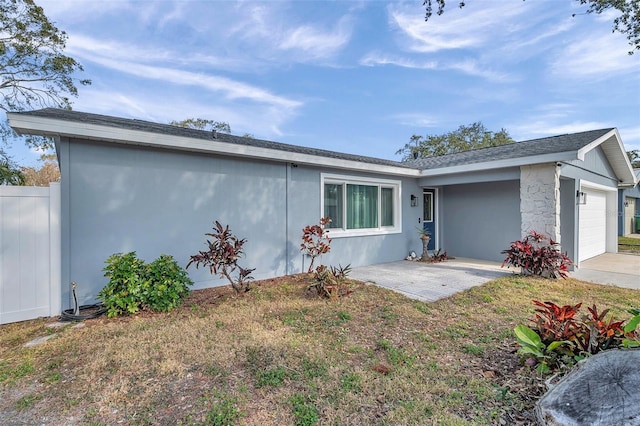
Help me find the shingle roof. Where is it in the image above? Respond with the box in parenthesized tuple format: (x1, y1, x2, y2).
(406, 128, 615, 170)
(13, 109, 616, 173)
(16, 108, 416, 169)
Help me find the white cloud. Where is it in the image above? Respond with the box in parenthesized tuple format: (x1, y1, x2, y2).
(360, 52, 513, 82)
(227, 3, 353, 63)
(549, 31, 639, 79)
(278, 18, 352, 61)
(73, 87, 295, 139)
(360, 52, 438, 69)
(390, 113, 439, 128)
(66, 35, 249, 72)
(446, 60, 515, 83)
(510, 120, 610, 142)
(67, 37, 301, 110)
(618, 125, 640, 152)
(388, 1, 532, 53)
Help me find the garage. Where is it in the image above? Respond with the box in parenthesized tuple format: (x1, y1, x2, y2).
(624, 197, 636, 235)
(578, 187, 607, 261)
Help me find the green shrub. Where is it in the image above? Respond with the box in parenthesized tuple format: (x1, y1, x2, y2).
(145, 254, 193, 312)
(98, 252, 193, 317)
(99, 252, 149, 317)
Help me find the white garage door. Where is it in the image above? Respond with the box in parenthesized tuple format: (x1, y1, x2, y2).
(578, 188, 607, 261)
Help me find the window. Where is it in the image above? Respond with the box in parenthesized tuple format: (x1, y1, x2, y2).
(423, 192, 433, 222)
(321, 174, 401, 236)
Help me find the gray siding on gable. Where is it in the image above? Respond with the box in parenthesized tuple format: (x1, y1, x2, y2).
(439, 180, 520, 262)
(561, 146, 618, 187)
(57, 138, 420, 308)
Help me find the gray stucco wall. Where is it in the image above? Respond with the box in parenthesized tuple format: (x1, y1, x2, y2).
(439, 180, 520, 262)
(59, 138, 289, 306)
(560, 178, 577, 264)
(57, 138, 421, 308)
(287, 165, 423, 271)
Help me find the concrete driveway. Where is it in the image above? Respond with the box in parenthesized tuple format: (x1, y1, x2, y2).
(350, 258, 512, 302)
(571, 253, 640, 290)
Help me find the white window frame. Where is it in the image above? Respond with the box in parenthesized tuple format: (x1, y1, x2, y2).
(320, 173, 402, 237)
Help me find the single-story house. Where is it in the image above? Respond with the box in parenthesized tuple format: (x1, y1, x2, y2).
(619, 169, 640, 235)
(8, 109, 637, 309)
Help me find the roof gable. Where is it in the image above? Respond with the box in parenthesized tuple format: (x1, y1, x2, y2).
(409, 129, 636, 185)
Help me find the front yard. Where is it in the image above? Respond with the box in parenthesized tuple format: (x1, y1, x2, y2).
(1, 275, 639, 425)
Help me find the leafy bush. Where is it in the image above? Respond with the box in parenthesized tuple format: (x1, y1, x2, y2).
(145, 255, 193, 312)
(514, 300, 640, 373)
(99, 252, 149, 317)
(308, 264, 352, 298)
(329, 263, 351, 280)
(501, 230, 572, 278)
(300, 217, 332, 273)
(99, 252, 193, 317)
(187, 221, 255, 294)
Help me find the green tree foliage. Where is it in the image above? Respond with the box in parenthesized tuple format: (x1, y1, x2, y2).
(0, 0, 90, 149)
(627, 149, 640, 168)
(423, 0, 639, 54)
(169, 118, 231, 133)
(396, 121, 514, 161)
(0, 150, 24, 184)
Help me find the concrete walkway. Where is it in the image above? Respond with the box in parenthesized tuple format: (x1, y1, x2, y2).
(571, 253, 640, 290)
(351, 253, 640, 302)
(350, 258, 513, 302)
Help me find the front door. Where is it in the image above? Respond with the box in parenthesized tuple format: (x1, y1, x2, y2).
(423, 189, 436, 250)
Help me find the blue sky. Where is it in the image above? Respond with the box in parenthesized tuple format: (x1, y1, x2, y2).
(6, 0, 640, 166)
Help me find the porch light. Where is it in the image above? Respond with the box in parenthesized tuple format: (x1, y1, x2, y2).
(410, 194, 418, 207)
(576, 191, 587, 205)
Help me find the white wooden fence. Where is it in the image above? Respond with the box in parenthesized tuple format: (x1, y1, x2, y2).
(0, 183, 61, 325)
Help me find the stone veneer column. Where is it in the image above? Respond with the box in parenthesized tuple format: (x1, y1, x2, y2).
(520, 164, 561, 242)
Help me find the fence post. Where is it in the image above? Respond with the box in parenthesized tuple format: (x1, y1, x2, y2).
(49, 182, 62, 317)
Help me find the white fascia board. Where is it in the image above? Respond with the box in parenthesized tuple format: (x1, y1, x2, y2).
(577, 128, 636, 185)
(579, 180, 617, 192)
(8, 114, 421, 178)
(576, 128, 616, 161)
(418, 152, 578, 177)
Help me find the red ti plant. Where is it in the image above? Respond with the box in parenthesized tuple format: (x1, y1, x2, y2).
(579, 305, 626, 353)
(187, 221, 255, 294)
(501, 230, 572, 279)
(532, 300, 582, 345)
(300, 217, 332, 273)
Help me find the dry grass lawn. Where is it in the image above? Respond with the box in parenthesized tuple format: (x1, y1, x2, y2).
(1, 274, 639, 425)
(619, 236, 640, 254)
